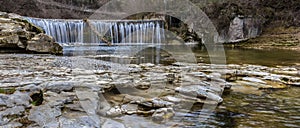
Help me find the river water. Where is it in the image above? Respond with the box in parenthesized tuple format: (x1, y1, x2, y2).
(60, 45, 300, 128)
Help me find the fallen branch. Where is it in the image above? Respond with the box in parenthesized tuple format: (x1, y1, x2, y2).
(83, 18, 112, 46)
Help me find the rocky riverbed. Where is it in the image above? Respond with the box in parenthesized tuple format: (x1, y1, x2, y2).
(0, 54, 299, 127)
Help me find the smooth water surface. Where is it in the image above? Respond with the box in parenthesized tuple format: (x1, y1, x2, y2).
(63, 45, 300, 66)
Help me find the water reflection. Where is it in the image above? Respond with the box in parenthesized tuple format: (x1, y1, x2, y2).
(193, 46, 300, 66)
(64, 45, 300, 67)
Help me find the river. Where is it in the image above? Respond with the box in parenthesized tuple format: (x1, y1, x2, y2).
(60, 45, 300, 127)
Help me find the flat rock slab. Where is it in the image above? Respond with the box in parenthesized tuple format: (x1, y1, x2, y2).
(28, 105, 62, 128)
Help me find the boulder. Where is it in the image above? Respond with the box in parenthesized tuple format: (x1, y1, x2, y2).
(26, 34, 63, 54)
(0, 34, 24, 48)
(0, 12, 62, 54)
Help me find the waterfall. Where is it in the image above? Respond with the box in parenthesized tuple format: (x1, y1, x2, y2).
(25, 17, 165, 45)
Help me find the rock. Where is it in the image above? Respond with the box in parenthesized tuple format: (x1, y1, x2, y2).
(28, 105, 61, 128)
(26, 34, 63, 54)
(228, 17, 245, 41)
(58, 116, 101, 128)
(134, 81, 151, 90)
(242, 77, 267, 84)
(187, 72, 207, 77)
(166, 73, 175, 83)
(140, 63, 155, 68)
(44, 91, 75, 107)
(220, 16, 262, 43)
(0, 121, 23, 128)
(263, 75, 283, 82)
(0, 34, 24, 48)
(0, 106, 25, 117)
(44, 81, 75, 93)
(122, 94, 146, 104)
(0, 13, 59, 54)
(175, 85, 223, 103)
(6, 91, 32, 107)
(121, 104, 139, 114)
(162, 96, 182, 103)
(0, 94, 9, 106)
(152, 108, 175, 122)
(237, 70, 270, 77)
(0, 106, 25, 127)
(106, 106, 124, 117)
(17, 85, 43, 106)
(102, 119, 125, 128)
(236, 81, 272, 89)
(137, 98, 174, 109)
(290, 82, 300, 87)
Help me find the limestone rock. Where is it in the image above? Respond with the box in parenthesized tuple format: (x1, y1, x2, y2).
(175, 85, 223, 103)
(0, 12, 61, 54)
(43, 81, 75, 93)
(6, 91, 32, 108)
(28, 105, 61, 128)
(106, 106, 124, 117)
(26, 34, 63, 54)
(152, 107, 175, 122)
(0, 34, 24, 48)
(102, 119, 125, 128)
(242, 77, 267, 84)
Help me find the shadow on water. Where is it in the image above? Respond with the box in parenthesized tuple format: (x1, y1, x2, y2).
(193, 46, 300, 66)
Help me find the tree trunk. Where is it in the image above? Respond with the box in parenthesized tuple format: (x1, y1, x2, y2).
(84, 18, 112, 46)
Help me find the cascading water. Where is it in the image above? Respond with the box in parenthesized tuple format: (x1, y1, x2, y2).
(25, 17, 165, 45)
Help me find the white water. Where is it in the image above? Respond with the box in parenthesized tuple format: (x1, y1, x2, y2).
(25, 17, 165, 45)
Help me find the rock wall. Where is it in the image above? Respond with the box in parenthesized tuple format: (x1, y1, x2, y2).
(219, 16, 263, 43)
(0, 12, 63, 54)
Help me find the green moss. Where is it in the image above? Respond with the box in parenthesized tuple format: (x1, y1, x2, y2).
(0, 88, 16, 94)
(12, 18, 44, 34)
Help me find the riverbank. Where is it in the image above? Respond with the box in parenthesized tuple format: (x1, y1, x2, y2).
(0, 53, 299, 127)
